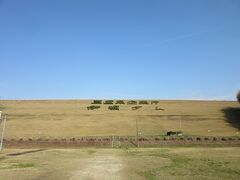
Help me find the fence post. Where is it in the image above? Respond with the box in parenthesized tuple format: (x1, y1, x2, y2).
(0, 114, 7, 152)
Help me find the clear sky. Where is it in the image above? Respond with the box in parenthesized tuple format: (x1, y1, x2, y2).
(0, 0, 240, 100)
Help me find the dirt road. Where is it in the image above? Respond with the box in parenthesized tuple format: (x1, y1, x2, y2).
(70, 154, 123, 180)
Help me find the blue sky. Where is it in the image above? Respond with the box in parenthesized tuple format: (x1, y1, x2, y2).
(0, 0, 240, 100)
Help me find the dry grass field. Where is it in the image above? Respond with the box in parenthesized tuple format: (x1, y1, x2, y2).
(0, 147, 240, 180)
(1, 100, 240, 139)
(1, 100, 240, 180)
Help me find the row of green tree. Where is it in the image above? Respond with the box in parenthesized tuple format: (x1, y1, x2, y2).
(91, 100, 159, 105)
(87, 105, 164, 111)
(87, 105, 119, 110)
(88, 91, 240, 110)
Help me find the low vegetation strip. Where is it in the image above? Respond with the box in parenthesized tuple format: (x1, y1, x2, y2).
(3, 136, 240, 148)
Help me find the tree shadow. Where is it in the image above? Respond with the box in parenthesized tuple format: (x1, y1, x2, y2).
(222, 107, 240, 130)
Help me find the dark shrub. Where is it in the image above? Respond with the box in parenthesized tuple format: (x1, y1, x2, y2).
(70, 138, 76, 141)
(221, 137, 227, 141)
(151, 100, 159, 104)
(132, 106, 142, 110)
(204, 137, 209, 141)
(196, 137, 201, 141)
(104, 100, 114, 104)
(115, 100, 125, 104)
(127, 100, 137, 105)
(139, 100, 149, 104)
(166, 131, 182, 136)
(213, 137, 217, 141)
(187, 137, 193, 141)
(91, 100, 102, 104)
(108, 105, 119, 110)
(87, 105, 100, 110)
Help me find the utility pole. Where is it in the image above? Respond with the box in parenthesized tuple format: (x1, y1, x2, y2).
(136, 119, 139, 148)
(0, 114, 6, 152)
(180, 116, 182, 132)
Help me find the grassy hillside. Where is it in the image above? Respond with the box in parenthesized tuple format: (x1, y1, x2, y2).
(1, 100, 240, 138)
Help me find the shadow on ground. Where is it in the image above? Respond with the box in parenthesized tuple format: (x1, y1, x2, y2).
(7, 149, 45, 156)
(222, 107, 240, 130)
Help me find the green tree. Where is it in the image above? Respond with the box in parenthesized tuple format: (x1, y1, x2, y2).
(237, 91, 240, 103)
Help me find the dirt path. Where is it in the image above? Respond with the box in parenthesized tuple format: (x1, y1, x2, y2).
(70, 153, 123, 180)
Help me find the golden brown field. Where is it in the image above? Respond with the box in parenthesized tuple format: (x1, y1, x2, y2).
(1, 100, 239, 139)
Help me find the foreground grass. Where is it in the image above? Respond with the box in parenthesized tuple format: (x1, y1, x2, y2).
(125, 148, 240, 179)
(0, 147, 240, 179)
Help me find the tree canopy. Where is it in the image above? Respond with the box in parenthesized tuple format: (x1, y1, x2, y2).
(237, 91, 240, 103)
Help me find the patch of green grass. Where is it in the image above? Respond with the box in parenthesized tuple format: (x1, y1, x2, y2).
(138, 170, 157, 180)
(156, 153, 240, 178)
(0, 162, 35, 169)
(126, 148, 240, 179)
(12, 162, 35, 168)
(87, 150, 96, 155)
